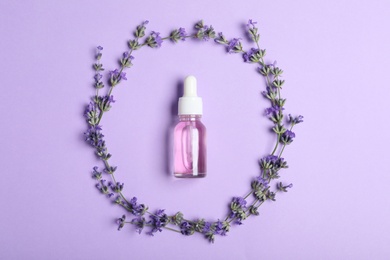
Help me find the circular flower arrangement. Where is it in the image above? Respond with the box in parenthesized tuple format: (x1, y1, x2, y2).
(84, 19, 303, 243)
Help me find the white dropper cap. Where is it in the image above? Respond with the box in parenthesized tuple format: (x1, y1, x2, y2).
(178, 75, 203, 115)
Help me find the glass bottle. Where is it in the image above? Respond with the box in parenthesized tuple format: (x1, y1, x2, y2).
(173, 76, 207, 178)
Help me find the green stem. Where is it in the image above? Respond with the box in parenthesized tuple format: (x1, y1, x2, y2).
(96, 111, 104, 125)
(255, 40, 272, 88)
(244, 190, 253, 200)
(162, 225, 182, 233)
(279, 145, 286, 159)
(262, 169, 267, 179)
(271, 134, 280, 155)
(124, 222, 182, 233)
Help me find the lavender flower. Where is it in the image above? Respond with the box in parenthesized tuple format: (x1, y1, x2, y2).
(171, 212, 184, 225)
(277, 182, 293, 192)
(109, 181, 124, 193)
(229, 197, 247, 224)
(84, 102, 96, 116)
(131, 217, 146, 234)
(180, 221, 195, 236)
(247, 19, 259, 42)
(120, 52, 134, 68)
(251, 176, 269, 190)
(195, 22, 216, 41)
(128, 197, 147, 216)
(96, 179, 110, 195)
(213, 220, 225, 236)
(252, 175, 271, 201)
(243, 48, 259, 62)
(227, 38, 243, 53)
(193, 219, 205, 232)
(262, 86, 277, 101)
(179, 27, 186, 37)
(109, 69, 127, 86)
(84, 101, 100, 126)
(135, 20, 149, 38)
(247, 19, 258, 29)
(170, 27, 187, 42)
(259, 155, 278, 169)
(248, 205, 260, 216)
(202, 222, 212, 234)
(147, 209, 169, 236)
(275, 157, 288, 169)
(289, 114, 304, 125)
(94, 73, 102, 81)
(93, 46, 105, 89)
(146, 31, 163, 48)
(96, 46, 103, 60)
(92, 166, 102, 180)
(117, 215, 126, 231)
(281, 129, 296, 144)
(272, 79, 285, 88)
(84, 125, 104, 148)
(214, 32, 228, 45)
(265, 105, 283, 116)
(98, 95, 115, 112)
(205, 232, 215, 243)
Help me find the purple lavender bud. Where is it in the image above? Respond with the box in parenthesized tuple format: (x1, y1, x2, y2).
(117, 215, 126, 231)
(247, 19, 258, 28)
(109, 69, 118, 77)
(265, 105, 282, 115)
(281, 130, 296, 144)
(120, 72, 127, 80)
(94, 73, 102, 82)
(214, 220, 224, 235)
(180, 221, 195, 236)
(151, 31, 163, 48)
(178, 27, 187, 39)
(97, 46, 103, 51)
(254, 176, 269, 188)
(260, 155, 279, 169)
(289, 114, 304, 125)
(131, 217, 146, 234)
(243, 48, 259, 62)
(202, 222, 212, 234)
(147, 209, 169, 236)
(227, 38, 242, 53)
(277, 182, 293, 192)
(284, 130, 296, 139)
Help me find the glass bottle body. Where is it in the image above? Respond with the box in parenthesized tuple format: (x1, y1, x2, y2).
(173, 115, 206, 178)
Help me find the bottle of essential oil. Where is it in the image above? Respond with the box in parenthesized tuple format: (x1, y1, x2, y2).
(173, 76, 206, 178)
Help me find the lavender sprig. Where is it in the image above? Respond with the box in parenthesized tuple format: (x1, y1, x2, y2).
(93, 46, 105, 97)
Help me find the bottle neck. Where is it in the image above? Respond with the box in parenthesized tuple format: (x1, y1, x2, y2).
(179, 115, 202, 121)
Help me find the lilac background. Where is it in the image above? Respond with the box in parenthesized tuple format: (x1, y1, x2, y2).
(1, 0, 390, 259)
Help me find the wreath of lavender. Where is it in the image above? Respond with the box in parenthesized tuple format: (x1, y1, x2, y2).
(84, 20, 303, 243)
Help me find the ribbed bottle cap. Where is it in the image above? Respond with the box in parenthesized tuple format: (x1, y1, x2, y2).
(178, 76, 203, 115)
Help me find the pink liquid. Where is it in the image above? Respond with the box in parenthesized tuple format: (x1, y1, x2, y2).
(173, 115, 206, 178)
